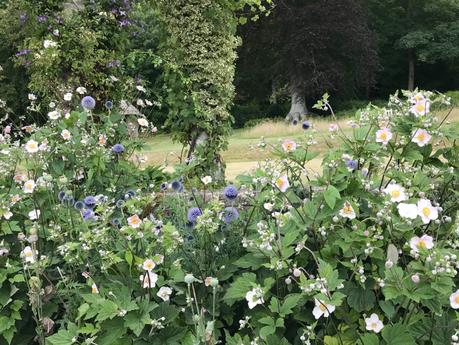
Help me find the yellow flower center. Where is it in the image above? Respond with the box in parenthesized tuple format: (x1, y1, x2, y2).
(343, 203, 353, 214)
(455, 295, 459, 304)
(417, 132, 426, 142)
(380, 132, 387, 141)
(422, 207, 431, 217)
(25, 251, 33, 257)
(319, 304, 327, 311)
(371, 322, 378, 329)
(145, 261, 154, 270)
(417, 240, 427, 248)
(276, 178, 284, 188)
(390, 190, 400, 198)
(415, 104, 425, 112)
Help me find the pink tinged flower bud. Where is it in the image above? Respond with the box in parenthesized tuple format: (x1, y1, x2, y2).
(385, 260, 393, 269)
(411, 274, 420, 284)
(285, 277, 292, 285)
(293, 268, 301, 277)
(363, 230, 369, 237)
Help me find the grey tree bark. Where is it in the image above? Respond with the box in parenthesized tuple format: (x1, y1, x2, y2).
(285, 87, 307, 123)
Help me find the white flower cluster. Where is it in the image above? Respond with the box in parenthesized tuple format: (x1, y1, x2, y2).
(242, 221, 276, 251)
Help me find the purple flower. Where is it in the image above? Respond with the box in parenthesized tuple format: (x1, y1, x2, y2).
(112, 144, 125, 154)
(187, 207, 202, 223)
(58, 191, 66, 201)
(37, 15, 48, 23)
(83, 196, 96, 209)
(81, 209, 95, 221)
(19, 13, 28, 24)
(107, 60, 121, 68)
(302, 121, 311, 130)
(110, 218, 121, 227)
(119, 19, 131, 27)
(81, 96, 96, 110)
(171, 180, 183, 192)
(346, 159, 358, 170)
(74, 201, 85, 210)
(291, 119, 298, 126)
(62, 195, 75, 207)
(223, 185, 238, 200)
(105, 100, 113, 109)
(223, 207, 239, 223)
(15, 49, 31, 57)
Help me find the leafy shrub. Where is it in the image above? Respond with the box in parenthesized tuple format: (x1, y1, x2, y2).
(445, 91, 459, 107)
(0, 89, 458, 345)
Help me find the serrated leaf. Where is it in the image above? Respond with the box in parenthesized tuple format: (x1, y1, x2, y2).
(96, 300, 118, 322)
(97, 318, 126, 345)
(223, 273, 256, 305)
(346, 285, 376, 312)
(47, 328, 78, 345)
(279, 294, 302, 315)
(360, 333, 379, 345)
(382, 324, 416, 345)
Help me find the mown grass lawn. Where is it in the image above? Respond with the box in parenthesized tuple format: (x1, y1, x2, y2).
(142, 108, 459, 180)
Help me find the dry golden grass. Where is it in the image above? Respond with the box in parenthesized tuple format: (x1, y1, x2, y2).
(142, 107, 459, 180)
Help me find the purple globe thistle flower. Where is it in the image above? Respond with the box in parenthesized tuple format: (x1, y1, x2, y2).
(187, 207, 202, 223)
(223, 185, 238, 200)
(291, 119, 298, 126)
(15, 49, 32, 57)
(171, 180, 183, 192)
(346, 159, 358, 171)
(127, 189, 136, 197)
(112, 144, 125, 154)
(37, 15, 48, 23)
(19, 13, 28, 24)
(81, 209, 95, 221)
(81, 96, 96, 110)
(83, 196, 96, 209)
(223, 207, 239, 224)
(58, 191, 66, 201)
(62, 195, 75, 207)
(105, 100, 113, 109)
(302, 121, 311, 130)
(74, 201, 85, 210)
(110, 218, 121, 227)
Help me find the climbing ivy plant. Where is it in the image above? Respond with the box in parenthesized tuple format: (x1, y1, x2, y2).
(155, 0, 272, 180)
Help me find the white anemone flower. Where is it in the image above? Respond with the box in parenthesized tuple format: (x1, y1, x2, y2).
(365, 313, 384, 333)
(312, 299, 335, 319)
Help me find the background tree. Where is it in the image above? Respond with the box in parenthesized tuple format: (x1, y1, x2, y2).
(368, 0, 459, 91)
(235, 0, 379, 122)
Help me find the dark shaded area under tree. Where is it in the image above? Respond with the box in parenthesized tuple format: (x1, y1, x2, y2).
(232, 0, 459, 127)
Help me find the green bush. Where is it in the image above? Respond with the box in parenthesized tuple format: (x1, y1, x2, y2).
(0, 89, 458, 345)
(445, 90, 459, 106)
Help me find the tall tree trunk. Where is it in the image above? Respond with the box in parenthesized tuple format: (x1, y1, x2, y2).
(408, 49, 415, 91)
(285, 85, 307, 123)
